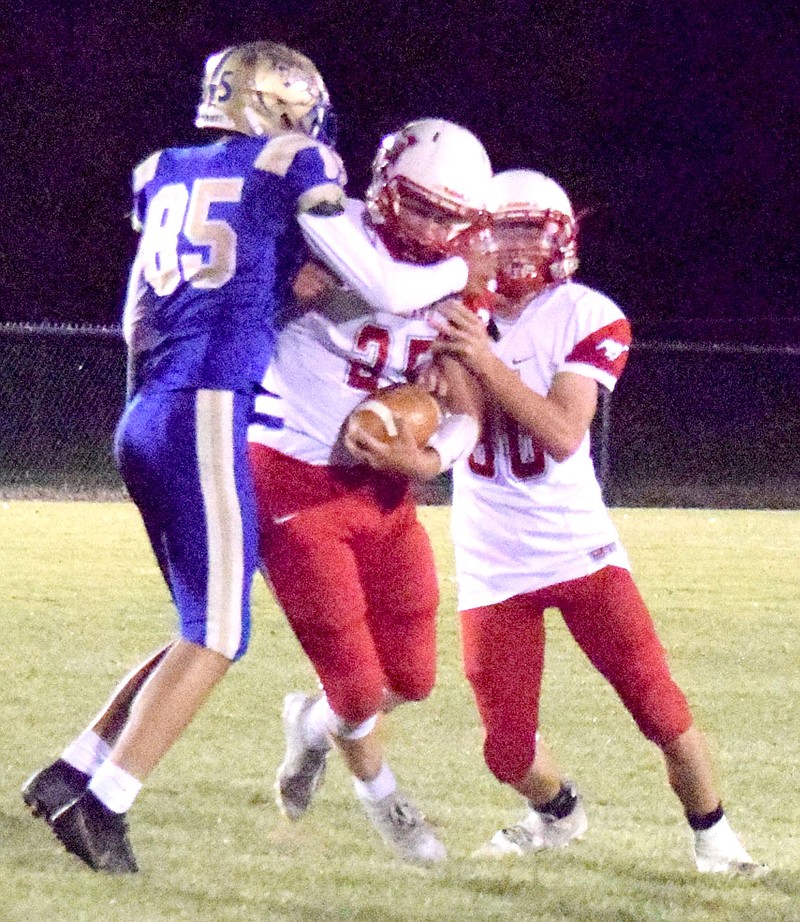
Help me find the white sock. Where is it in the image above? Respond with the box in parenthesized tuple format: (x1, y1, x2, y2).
(694, 816, 752, 860)
(353, 762, 396, 803)
(304, 696, 337, 750)
(88, 760, 142, 813)
(62, 730, 111, 777)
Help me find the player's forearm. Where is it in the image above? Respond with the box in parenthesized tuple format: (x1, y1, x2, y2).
(473, 357, 586, 462)
(381, 258, 468, 315)
(298, 211, 468, 315)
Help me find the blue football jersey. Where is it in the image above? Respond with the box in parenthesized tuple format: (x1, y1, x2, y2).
(122, 132, 345, 393)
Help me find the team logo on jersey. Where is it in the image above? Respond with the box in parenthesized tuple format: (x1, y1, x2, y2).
(596, 339, 629, 361)
(589, 541, 617, 561)
(565, 318, 632, 377)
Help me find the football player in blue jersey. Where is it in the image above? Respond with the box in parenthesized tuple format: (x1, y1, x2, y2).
(22, 41, 348, 874)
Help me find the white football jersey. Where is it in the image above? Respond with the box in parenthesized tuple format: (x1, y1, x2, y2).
(250, 302, 439, 463)
(248, 199, 476, 464)
(451, 281, 633, 609)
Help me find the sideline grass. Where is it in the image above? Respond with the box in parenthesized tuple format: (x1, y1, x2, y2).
(1, 502, 797, 921)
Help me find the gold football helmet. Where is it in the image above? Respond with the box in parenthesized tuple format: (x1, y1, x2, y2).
(195, 41, 333, 140)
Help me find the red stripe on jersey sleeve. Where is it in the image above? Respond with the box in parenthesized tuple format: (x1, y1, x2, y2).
(565, 318, 632, 380)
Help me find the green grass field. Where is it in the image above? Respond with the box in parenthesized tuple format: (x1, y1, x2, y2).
(1, 502, 797, 922)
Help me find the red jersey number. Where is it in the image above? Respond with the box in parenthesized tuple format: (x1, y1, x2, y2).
(345, 323, 434, 393)
(468, 412, 546, 480)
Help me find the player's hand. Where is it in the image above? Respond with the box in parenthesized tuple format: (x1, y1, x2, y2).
(429, 300, 497, 378)
(344, 417, 442, 480)
(292, 259, 338, 301)
(450, 226, 498, 305)
(413, 358, 448, 400)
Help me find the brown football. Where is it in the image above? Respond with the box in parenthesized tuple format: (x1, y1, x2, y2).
(349, 384, 442, 447)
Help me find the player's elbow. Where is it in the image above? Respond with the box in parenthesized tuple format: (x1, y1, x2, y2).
(547, 433, 584, 462)
(548, 445, 575, 463)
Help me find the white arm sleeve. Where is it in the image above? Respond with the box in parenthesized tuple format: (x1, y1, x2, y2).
(298, 201, 468, 316)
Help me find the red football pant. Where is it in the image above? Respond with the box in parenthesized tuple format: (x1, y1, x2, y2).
(250, 445, 439, 724)
(460, 566, 693, 786)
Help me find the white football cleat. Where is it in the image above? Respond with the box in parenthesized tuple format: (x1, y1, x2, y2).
(357, 788, 447, 864)
(693, 817, 769, 877)
(474, 792, 588, 858)
(275, 692, 331, 821)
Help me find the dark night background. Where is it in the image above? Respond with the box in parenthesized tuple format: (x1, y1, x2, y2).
(2, 0, 798, 343)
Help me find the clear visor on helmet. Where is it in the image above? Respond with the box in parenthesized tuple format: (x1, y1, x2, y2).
(492, 214, 574, 297)
(389, 177, 480, 254)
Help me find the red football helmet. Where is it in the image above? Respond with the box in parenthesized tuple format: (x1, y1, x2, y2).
(365, 119, 492, 264)
(490, 169, 579, 300)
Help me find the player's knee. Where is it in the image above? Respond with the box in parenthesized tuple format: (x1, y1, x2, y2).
(181, 624, 250, 661)
(381, 633, 436, 703)
(484, 730, 537, 786)
(384, 665, 435, 705)
(380, 684, 434, 712)
(325, 679, 384, 726)
(627, 677, 693, 746)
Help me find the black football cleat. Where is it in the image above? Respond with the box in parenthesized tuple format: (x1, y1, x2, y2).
(22, 759, 90, 825)
(51, 791, 138, 873)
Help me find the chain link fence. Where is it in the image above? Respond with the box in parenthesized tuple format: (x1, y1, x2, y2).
(1, 323, 798, 507)
(0, 324, 127, 498)
(597, 341, 800, 508)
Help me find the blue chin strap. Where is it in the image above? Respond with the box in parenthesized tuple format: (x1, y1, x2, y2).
(313, 106, 338, 147)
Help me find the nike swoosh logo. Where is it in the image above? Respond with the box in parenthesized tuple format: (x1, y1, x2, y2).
(273, 512, 297, 525)
(511, 356, 534, 365)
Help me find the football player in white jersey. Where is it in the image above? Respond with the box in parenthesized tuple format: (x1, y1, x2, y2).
(20, 117, 495, 870)
(249, 119, 497, 864)
(428, 169, 767, 875)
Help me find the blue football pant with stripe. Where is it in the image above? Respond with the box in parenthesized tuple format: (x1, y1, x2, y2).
(114, 388, 258, 661)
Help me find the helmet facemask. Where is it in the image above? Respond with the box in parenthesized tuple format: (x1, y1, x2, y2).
(490, 170, 579, 300)
(376, 177, 482, 263)
(493, 213, 578, 299)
